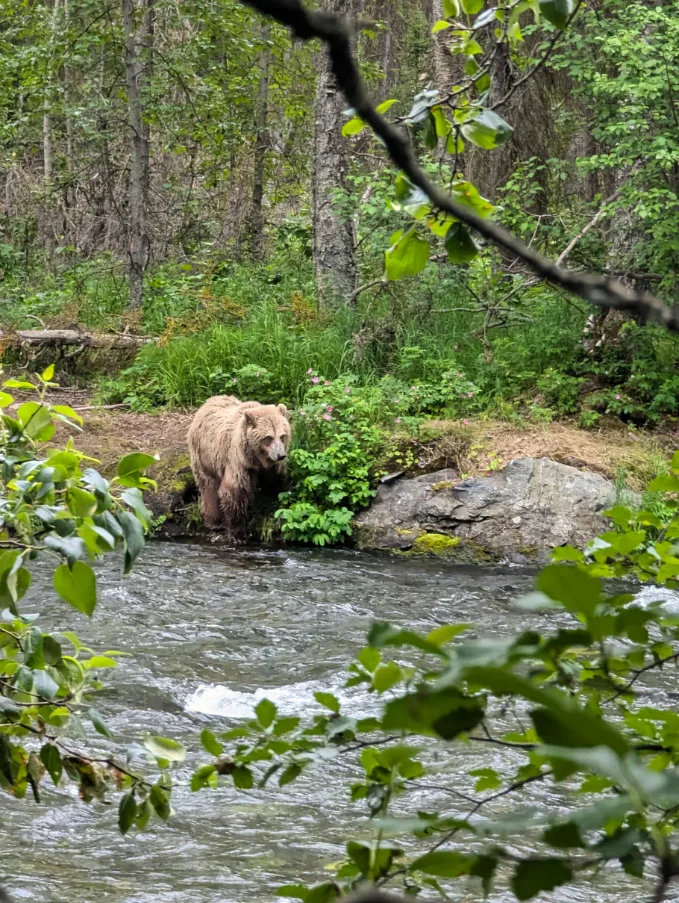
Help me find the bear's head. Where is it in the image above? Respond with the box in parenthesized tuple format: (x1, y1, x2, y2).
(243, 404, 291, 468)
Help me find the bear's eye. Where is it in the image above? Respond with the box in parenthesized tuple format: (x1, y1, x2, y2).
(264, 436, 274, 443)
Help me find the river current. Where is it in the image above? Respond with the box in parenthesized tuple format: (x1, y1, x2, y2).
(2, 542, 675, 903)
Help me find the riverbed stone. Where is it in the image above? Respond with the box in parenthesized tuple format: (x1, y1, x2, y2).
(353, 457, 618, 562)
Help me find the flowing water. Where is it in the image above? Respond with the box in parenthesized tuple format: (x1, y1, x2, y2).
(1, 542, 675, 903)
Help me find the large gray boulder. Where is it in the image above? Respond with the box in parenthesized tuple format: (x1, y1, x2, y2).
(354, 457, 617, 562)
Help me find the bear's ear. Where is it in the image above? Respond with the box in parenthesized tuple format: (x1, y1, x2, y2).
(243, 409, 257, 427)
(277, 403, 290, 420)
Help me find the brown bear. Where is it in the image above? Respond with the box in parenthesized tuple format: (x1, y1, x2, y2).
(187, 395, 291, 537)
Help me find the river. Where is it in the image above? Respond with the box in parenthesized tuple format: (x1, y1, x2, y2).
(1, 542, 670, 902)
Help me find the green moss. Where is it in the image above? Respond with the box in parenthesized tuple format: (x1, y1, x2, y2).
(432, 480, 454, 492)
(395, 527, 415, 537)
(151, 452, 192, 494)
(410, 532, 460, 555)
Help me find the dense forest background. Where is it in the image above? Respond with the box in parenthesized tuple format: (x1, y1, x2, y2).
(0, 0, 677, 426)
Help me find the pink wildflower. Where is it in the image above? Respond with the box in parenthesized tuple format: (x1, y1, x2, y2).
(323, 413, 332, 421)
(457, 372, 463, 378)
(411, 386, 416, 391)
(326, 405, 333, 412)
(345, 387, 351, 394)
(467, 392, 473, 398)
(324, 380, 330, 386)
(299, 410, 306, 417)
(463, 419, 470, 425)
(312, 377, 320, 384)
(307, 368, 313, 374)
(395, 417, 402, 424)
(615, 393, 621, 400)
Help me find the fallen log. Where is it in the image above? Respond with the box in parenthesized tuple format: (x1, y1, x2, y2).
(0, 329, 154, 349)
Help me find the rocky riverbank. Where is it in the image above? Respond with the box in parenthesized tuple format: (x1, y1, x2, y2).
(38, 390, 672, 559)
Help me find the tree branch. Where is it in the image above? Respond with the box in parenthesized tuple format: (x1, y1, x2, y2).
(240, 0, 679, 330)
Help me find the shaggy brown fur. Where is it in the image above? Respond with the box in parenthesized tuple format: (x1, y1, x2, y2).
(187, 395, 291, 536)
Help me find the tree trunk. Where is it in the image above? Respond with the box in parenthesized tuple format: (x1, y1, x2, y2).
(42, 0, 61, 258)
(312, 0, 358, 307)
(121, 0, 151, 310)
(247, 23, 272, 261)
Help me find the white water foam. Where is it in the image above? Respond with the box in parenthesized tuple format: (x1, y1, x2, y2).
(634, 583, 679, 612)
(185, 677, 377, 719)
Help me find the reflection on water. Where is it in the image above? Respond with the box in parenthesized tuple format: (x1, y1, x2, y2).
(0, 543, 666, 902)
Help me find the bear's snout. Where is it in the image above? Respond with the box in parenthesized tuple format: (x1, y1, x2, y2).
(270, 440, 287, 462)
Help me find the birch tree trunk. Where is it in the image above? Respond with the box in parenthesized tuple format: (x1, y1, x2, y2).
(43, 0, 61, 257)
(311, 0, 358, 308)
(121, 0, 152, 310)
(247, 23, 272, 260)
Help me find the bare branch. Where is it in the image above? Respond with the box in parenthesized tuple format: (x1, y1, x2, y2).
(556, 182, 628, 267)
(240, 0, 679, 330)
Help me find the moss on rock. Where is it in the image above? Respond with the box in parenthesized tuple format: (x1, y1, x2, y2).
(409, 532, 460, 555)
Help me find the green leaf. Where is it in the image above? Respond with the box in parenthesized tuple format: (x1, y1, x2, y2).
(357, 647, 380, 671)
(470, 855, 498, 897)
(621, 847, 645, 878)
(52, 405, 83, 426)
(42, 634, 62, 665)
(256, 697, 277, 728)
(538, 0, 574, 29)
(201, 729, 223, 757)
(383, 687, 485, 739)
(460, 0, 483, 12)
(462, 109, 513, 149)
(385, 229, 430, 281)
(40, 743, 62, 786)
(0, 392, 14, 408)
(119, 791, 137, 834)
(24, 628, 44, 669)
(445, 223, 480, 264)
(443, 0, 460, 14)
(41, 364, 55, 381)
(17, 402, 53, 440)
(470, 766, 501, 791)
(117, 452, 157, 481)
(552, 546, 584, 562)
(143, 734, 187, 763)
(68, 486, 98, 518)
(149, 784, 170, 820)
(536, 565, 601, 616)
(136, 798, 152, 829)
(376, 99, 398, 114)
(373, 661, 401, 692)
(53, 561, 97, 616)
(432, 19, 453, 32)
(511, 858, 573, 900)
(277, 887, 309, 900)
(368, 622, 446, 656)
(233, 765, 254, 789)
(117, 511, 145, 573)
(90, 708, 113, 739)
(279, 763, 302, 786)
(273, 717, 300, 736)
(411, 850, 473, 877)
(32, 669, 58, 699)
(314, 691, 340, 713)
(341, 117, 365, 137)
(427, 624, 469, 645)
(543, 822, 583, 848)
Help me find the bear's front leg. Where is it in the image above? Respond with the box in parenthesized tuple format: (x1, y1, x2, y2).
(218, 468, 251, 542)
(195, 473, 222, 530)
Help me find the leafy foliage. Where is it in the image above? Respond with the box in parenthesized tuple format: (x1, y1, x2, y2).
(0, 368, 182, 824)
